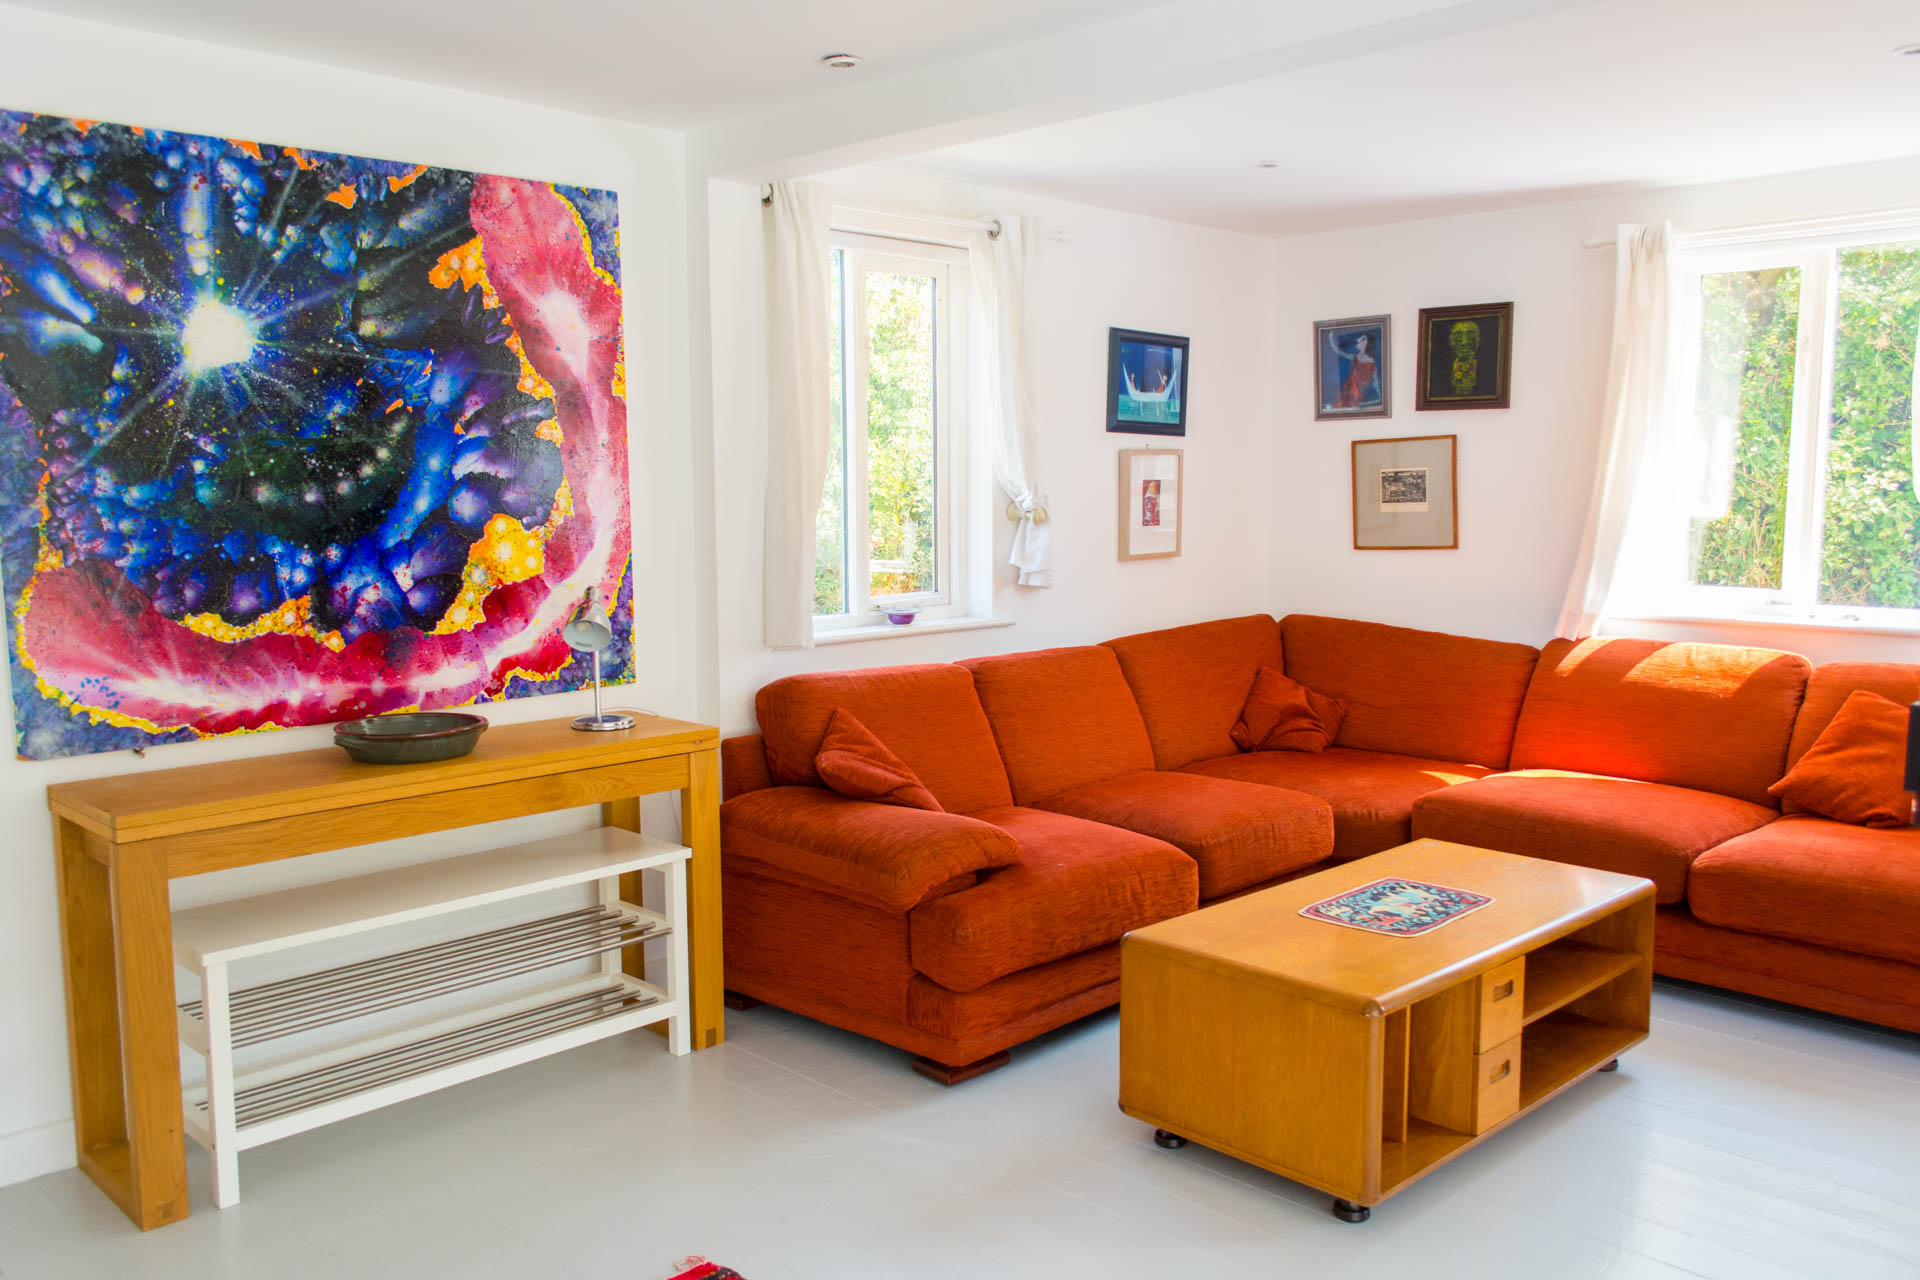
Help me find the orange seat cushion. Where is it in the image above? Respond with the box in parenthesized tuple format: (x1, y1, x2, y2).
(1182, 746, 1490, 861)
(1411, 770, 1776, 904)
(960, 646, 1155, 804)
(1280, 615, 1539, 769)
(1231, 667, 1345, 753)
(1032, 770, 1334, 898)
(1690, 816, 1920, 966)
(909, 807, 1197, 992)
(1104, 615, 1284, 770)
(756, 664, 1013, 814)
(815, 708, 942, 811)
(1769, 691, 1913, 827)
(1510, 637, 1810, 806)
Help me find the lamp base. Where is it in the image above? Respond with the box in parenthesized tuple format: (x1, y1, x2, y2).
(572, 712, 637, 732)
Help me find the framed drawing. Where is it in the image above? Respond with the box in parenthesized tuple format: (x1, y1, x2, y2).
(0, 108, 632, 759)
(1107, 327, 1188, 436)
(1352, 435, 1457, 549)
(1314, 314, 1391, 420)
(1415, 301, 1512, 410)
(1119, 449, 1183, 560)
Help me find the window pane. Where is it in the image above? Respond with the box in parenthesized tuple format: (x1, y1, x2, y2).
(813, 249, 847, 615)
(1820, 240, 1920, 609)
(1687, 267, 1800, 590)
(864, 270, 936, 599)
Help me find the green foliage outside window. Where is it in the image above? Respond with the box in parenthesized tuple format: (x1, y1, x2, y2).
(863, 272, 936, 598)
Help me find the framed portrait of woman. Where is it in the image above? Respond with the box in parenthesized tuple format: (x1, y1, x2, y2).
(1313, 315, 1391, 421)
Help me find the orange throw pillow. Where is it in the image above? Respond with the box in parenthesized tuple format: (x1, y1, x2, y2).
(1768, 690, 1914, 828)
(814, 707, 943, 811)
(1231, 666, 1347, 754)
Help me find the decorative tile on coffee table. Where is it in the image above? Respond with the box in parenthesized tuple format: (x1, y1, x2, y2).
(1299, 877, 1493, 936)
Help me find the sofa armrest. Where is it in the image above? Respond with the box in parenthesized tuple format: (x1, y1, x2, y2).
(721, 786, 1022, 912)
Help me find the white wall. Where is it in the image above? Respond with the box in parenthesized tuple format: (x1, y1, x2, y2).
(708, 165, 1281, 733)
(1265, 154, 1920, 665)
(0, 4, 695, 1186)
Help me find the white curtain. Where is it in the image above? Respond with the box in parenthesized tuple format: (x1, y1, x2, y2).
(968, 217, 1052, 587)
(762, 181, 833, 649)
(1555, 222, 1674, 639)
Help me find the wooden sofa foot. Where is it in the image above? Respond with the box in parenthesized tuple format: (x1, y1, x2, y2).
(723, 990, 764, 1012)
(911, 1050, 1011, 1085)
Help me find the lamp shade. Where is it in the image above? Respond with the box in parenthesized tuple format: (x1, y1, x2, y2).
(561, 586, 614, 653)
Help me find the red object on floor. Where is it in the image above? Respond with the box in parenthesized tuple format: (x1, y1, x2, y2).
(667, 1259, 744, 1280)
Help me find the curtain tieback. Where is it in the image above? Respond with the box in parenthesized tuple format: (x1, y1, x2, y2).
(1005, 499, 1049, 526)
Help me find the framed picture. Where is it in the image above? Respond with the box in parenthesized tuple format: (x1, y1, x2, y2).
(1107, 327, 1189, 436)
(1352, 435, 1457, 549)
(1415, 302, 1513, 410)
(1119, 449, 1183, 560)
(1313, 314, 1391, 420)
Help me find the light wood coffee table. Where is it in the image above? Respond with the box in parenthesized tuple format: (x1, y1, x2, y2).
(1119, 840, 1654, 1222)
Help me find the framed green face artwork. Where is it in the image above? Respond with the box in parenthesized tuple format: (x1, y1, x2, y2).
(1415, 302, 1512, 410)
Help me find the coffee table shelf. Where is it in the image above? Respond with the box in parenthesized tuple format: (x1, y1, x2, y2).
(1121, 841, 1656, 1221)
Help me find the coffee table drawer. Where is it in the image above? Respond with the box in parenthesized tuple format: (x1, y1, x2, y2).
(1475, 957, 1525, 1051)
(1471, 1035, 1522, 1134)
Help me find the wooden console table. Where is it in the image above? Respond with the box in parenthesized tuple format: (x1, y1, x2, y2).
(46, 713, 721, 1230)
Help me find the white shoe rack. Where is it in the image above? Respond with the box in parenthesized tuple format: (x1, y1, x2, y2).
(172, 826, 691, 1208)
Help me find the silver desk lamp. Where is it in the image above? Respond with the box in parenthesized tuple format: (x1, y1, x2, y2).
(561, 586, 635, 732)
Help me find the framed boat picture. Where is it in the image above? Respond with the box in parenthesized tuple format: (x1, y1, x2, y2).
(1107, 328, 1188, 436)
(1352, 435, 1456, 549)
(1314, 314, 1391, 420)
(1415, 302, 1512, 410)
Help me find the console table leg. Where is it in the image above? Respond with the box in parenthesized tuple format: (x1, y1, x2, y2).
(54, 822, 132, 1203)
(109, 842, 190, 1229)
(682, 749, 725, 1049)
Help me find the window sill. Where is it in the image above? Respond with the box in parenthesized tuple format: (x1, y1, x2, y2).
(812, 615, 1016, 647)
(1605, 612, 1920, 640)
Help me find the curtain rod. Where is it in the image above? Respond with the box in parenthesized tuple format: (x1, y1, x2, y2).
(1581, 206, 1920, 249)
(759, 185, 1072, 243)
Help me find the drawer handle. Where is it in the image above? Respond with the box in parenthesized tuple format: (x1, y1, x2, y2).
(1490, 979, 1515, 1002)
(1489, 1059, 1512, 1084)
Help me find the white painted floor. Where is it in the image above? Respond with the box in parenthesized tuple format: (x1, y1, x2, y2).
(2, 980, 1916, 1280)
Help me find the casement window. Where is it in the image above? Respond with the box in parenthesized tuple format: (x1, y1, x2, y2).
(1615, 223, 1920, 629)
(812, 230, 972, 632)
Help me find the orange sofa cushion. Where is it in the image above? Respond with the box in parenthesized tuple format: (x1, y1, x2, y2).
(1279, 615, 1539, 769)
(1032, 770, 1334, 898)
(959, 646, 1155, 804)
(1769, 691, 1913, 828)
(1510, 637, 1810, 806)
(1411, 770, 1776, 904)
(721, 733, 774, 800)
(1690, 816, 1920, 967)
(1104, 615, 1284, 770)
(1785, 662, 1920, 767)
(1183, 746, 1490, 862)
(909, 807, 1197, 992)
(756, 664, 1013, 814)
(1231, 667, 1345, 753)
(721, 786, 1021, 913)
(814, 708, 942, 811)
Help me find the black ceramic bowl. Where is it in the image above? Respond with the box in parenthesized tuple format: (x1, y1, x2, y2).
(332, 712, 489, 764)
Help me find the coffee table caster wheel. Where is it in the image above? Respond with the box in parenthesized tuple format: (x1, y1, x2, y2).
(1153, 1129, 1188, 1149)
(1333, 1199, 1370, 1223)
(1599, 1058, 1619, 1073)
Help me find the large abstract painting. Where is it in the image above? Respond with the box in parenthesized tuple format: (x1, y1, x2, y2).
(0, 110, 632, 759)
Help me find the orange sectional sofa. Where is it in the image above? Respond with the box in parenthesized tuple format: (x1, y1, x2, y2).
(720, 613, 1920, 1079)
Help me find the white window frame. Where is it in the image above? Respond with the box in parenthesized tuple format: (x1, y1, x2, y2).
(1614, 219, 1920, 633)
(813, 228, 973, 634)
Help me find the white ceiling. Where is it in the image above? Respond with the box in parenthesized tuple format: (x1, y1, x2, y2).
(918, 0, 1920, 236)
(13, 0, 1168, 129)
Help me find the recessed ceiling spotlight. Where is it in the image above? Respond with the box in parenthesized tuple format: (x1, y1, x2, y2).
(1253, 160, 1280, 169)
(820, 52, 862, 69)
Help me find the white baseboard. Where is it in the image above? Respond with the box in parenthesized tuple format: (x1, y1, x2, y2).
(0, 1119, 75, 1188)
